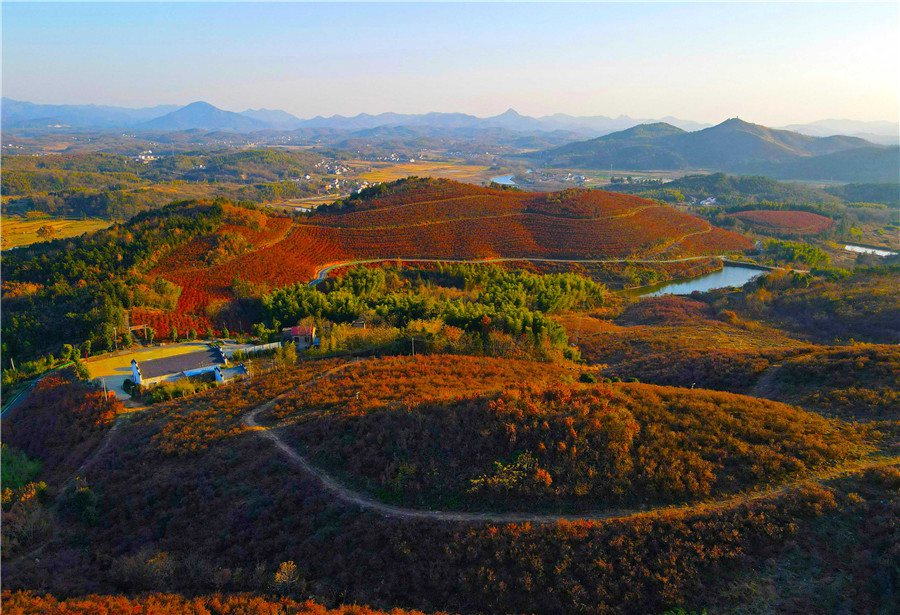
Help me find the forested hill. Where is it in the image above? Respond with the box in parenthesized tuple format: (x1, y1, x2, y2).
(527, 118, 896, 181)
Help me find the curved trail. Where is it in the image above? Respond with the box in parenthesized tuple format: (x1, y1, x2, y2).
(243, 365, 896, 525)
(309, 255, 727, 286)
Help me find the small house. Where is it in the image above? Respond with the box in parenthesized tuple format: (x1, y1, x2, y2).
(282, 325, 316, 349)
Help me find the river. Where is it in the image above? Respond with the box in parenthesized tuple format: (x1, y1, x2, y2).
(844, 244, 897, 257)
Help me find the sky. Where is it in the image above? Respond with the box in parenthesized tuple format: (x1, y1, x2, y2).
(2, 2, 898, 125)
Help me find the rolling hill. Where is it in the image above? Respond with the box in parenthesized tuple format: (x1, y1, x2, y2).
(528, 118, 892, 180)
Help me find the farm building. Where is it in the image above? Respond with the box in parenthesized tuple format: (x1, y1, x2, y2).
(282, 325, 317, 349)
(130, 346, 246, 387)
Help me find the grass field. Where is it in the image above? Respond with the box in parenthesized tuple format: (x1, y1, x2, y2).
(348, 159, 493, 183)
(1, 216, 111, 249)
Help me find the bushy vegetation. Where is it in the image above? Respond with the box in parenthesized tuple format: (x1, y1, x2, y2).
(715, 266, 900, 344)
(277, 377, 870, 511)
(731, 210, 834, 237)
(769, 345, 899, 421)
(150, 358, 347, 457)
(558, 297, 809, 393)
(1, 370, 122, 482)
(761, 239, 830, 268)
(0, 351, 892, 614)
(138, 376, 219, 405)
(0, 444, 43, 496)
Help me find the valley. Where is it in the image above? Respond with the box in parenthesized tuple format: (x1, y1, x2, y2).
(1, 26, 898, 612)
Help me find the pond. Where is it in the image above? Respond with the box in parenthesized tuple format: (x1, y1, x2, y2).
(844, 244, 897, 257)
(490, 174, 517, 186)
(631, 264, 765, 297)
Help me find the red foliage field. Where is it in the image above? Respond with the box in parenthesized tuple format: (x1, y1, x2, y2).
(136, 180, 752, 330)
(730, 210, 834, 235)
(129, 308, 215, 339)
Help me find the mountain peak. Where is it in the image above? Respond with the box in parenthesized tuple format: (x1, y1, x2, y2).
(601, 121, 685, 141)
(140, 101, 266, 132)
(181, 101, 220, 111)
(717, 117, 758, 129)
(498, 108, 522, 117)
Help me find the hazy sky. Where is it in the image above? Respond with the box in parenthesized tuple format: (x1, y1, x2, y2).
(3, 2, 898, 125)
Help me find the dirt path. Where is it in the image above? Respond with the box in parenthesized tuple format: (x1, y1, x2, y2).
(243, 369, 897, 524)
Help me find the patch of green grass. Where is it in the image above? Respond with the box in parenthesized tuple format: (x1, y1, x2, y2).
(1, 443, 43, 490)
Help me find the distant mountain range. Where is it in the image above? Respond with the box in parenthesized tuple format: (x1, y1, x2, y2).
(525, 118, 899, 182)
(4, 98, 896, 181)
(779, 119, 899, 145)
(1, 98, 181, 129)
(7, 97, 895, 142)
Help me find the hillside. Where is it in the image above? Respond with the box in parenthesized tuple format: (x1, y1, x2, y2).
(147, 179, 751, 327)
(613, 172, 844, 210)
(738, 146, 900, 183)
(528, 118, 886, 179)
(713, 266, 900, 344)
(1, 181, 750, 364)
(2, 353, 892, 614)
(761, 345, 899, 422)
(1, 592, 431, 614)
(557, 295, 812, 393)
(259, 357, 870, 511)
